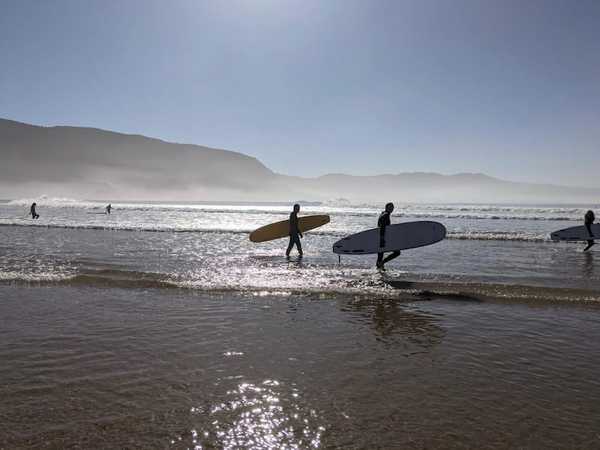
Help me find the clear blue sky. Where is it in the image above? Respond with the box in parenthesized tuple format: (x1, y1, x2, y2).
(1, 0, 599, 186)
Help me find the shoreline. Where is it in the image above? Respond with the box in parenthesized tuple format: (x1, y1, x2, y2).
(3, 276, 600, 306)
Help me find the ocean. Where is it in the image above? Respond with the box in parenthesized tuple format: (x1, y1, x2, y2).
(1, 198, 600, 449)
(1, 198, 600, 298)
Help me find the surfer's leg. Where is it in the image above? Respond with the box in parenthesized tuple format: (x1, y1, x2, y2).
(286, 236, 294, 256)
(376, 252, 383, 268)
(295, 235, 303, 256)
(584, 240, 595, 252)
(382, 251, 401, 265)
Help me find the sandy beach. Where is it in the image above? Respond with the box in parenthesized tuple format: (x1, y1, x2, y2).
(2, 285, 600, 449)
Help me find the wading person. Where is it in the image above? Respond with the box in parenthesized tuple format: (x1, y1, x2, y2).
(30, 202, 39, 219)
(286, 204, 303, 257)
(584, 209, 595, 252)
(376, 202, 400, 270)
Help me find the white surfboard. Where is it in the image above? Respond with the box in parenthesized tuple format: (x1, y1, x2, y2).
(551, 224, 600, 241)
(333, 221, 446, 255)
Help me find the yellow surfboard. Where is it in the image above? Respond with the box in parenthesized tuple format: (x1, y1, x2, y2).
(249, 215, 330, 243)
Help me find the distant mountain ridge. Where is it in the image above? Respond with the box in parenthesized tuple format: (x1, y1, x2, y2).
(1, 118, 599, 203)
(0, 118, 275, 199)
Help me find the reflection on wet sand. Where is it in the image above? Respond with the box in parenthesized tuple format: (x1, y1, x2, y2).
(339, 297, 445, 350)
(583, 252, 594, 278)
(168, 298, 446, 449)
(384, 277, 600, 304)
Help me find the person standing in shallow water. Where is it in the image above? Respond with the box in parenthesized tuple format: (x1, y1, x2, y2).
(376, 202, 400, 270)
(286, 204, 303, 257)
(30, 202, 39, 219)
(584, 210, 595, 252)
(106, 204, 112, 215)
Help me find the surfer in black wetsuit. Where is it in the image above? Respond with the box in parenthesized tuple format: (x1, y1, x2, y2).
(286, 204, 303, 257)
(30, 202, 39, 219)
(106, 204, 112, 215)
(376, 202, 400, 270)
(584, 210, 595, 252)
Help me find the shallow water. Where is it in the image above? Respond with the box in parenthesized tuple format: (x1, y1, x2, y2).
(1, 286, 600, 449)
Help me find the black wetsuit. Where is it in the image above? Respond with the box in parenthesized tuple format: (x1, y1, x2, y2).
(584, 210, 595, 251)
(30, 204, 39, 219)
(378, 211, 391, 242)
(286, 212, 303, 256)
(585, 211, 595, 233)
(376, 211, 400, 267)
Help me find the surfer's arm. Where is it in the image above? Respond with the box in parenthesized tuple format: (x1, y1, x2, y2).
(378, 213, 390, 247)
(290, 214, 302, 238)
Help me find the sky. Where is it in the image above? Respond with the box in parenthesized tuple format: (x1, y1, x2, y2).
(1, 0, 599, 187)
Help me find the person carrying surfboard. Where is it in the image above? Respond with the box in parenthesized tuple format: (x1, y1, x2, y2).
(376, 202, 400, 270)
(584, 210, 595, 252)
(286, 204, 303, 257)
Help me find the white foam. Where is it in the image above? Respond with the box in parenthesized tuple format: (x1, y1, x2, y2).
(0, 270, 74, 282)
(447, 231, 549, 242)
(8, 195, 103, 209)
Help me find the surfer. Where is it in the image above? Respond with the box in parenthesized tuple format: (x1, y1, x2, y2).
(30, 202, 39, 219)
(584, 210, 595, 252)
(376, 202, 400, 270)
(106, 204, 112, 215)
(286, 204, 303, 257)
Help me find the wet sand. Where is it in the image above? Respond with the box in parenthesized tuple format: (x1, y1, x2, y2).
(2, 285, 600, 449)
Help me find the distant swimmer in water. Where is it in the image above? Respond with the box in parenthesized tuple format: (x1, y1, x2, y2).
(376, 202, 400, 270)
(286, 204, 303, 258)
(584, 209, 595, 252)
(30, 202, 39, 219)
(106, 204, 112, 215)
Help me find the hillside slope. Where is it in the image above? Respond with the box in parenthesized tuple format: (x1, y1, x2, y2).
(2, 118, 599, 203)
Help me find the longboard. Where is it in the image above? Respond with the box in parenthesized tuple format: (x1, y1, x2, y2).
(333, 221, 446, 254)
(551, 224, 600, 241)
(249, 215, 330, 243)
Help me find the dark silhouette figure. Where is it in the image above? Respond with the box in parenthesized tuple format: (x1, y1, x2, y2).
(106, 204, 112, 214)
(30, 202, 39, 219)
(376, 202, 400, 270)
(584, 210, 595, 252)
(286, 204, 303, 257)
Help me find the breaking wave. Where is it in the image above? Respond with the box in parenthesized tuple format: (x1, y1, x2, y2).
(7, 196, 101, 209)
(0, 221, 553, 242)
(446, 231, 550, 242)
(4, 197, 593, 221)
